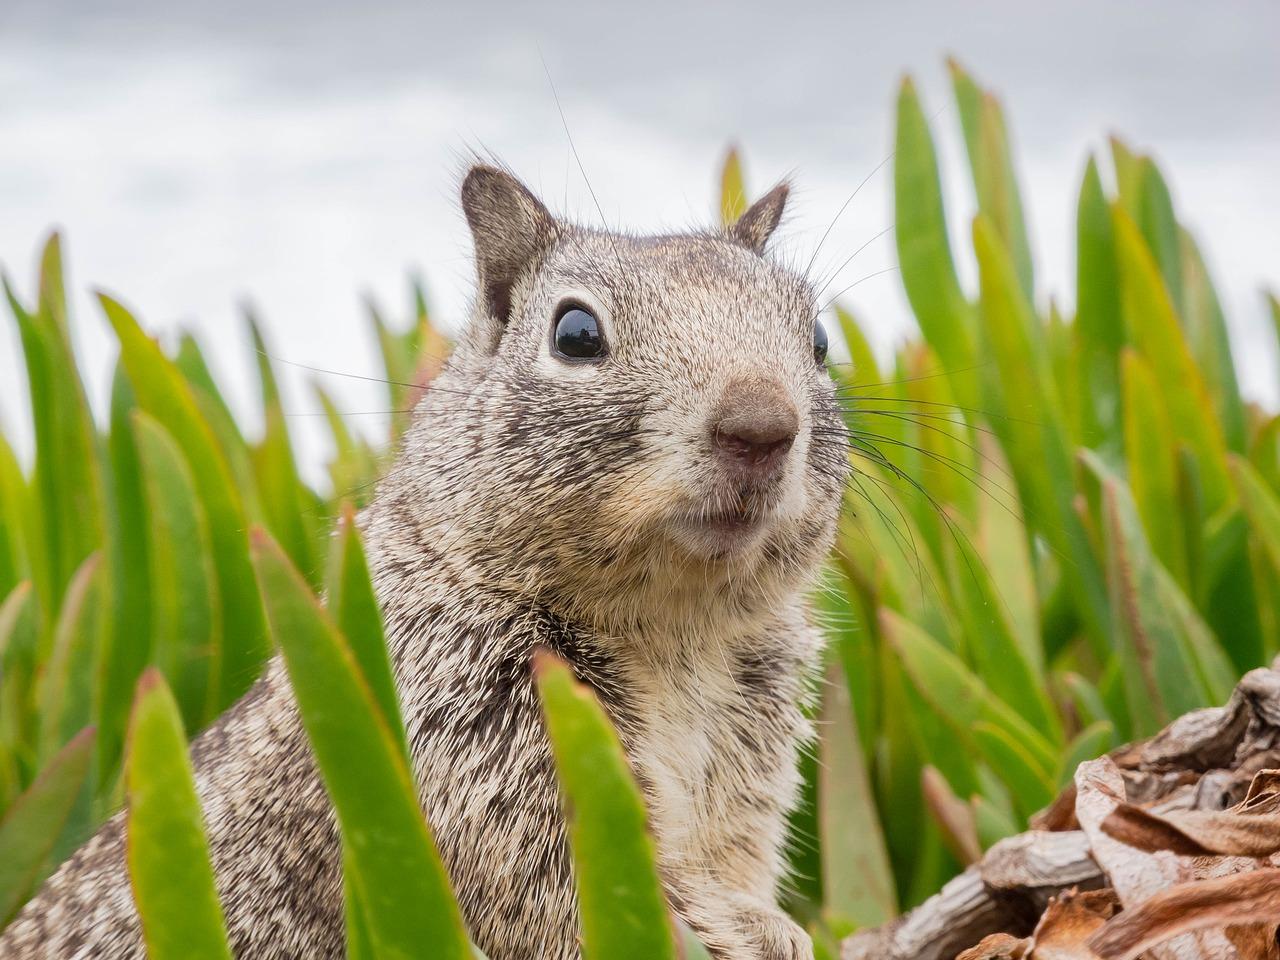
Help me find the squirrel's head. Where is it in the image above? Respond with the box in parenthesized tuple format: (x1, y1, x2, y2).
(387, 164, 850, 628)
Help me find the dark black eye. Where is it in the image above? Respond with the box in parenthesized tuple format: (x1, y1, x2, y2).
(813, 320, 829, 365)
(553, 305, 606, 361)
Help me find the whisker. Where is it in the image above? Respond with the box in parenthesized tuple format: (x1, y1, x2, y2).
(803, 149, 896, 281)
(816, 266, 899, 317)
(837, 359, 996, 393)
(812, 225, 895, 303)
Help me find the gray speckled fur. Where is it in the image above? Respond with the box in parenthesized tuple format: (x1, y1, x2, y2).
(0, 167, 849, 959)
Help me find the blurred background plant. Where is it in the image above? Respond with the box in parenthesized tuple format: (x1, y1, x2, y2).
(1, 58, 1279, 957)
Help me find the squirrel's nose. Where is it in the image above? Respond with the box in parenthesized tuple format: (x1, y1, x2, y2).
(711, 376, 800, 477)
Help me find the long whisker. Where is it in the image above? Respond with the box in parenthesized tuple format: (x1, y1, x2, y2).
(813, 266, 899, 320)
(803, 149, 896, 281)
(836, 360, 996, 393)
(812, 225, 895, 303)
(538, 48, 629, 280)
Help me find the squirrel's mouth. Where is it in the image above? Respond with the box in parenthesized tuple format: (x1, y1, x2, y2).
(670, 502, 773, 557)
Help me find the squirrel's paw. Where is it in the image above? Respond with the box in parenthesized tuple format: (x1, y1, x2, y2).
(736, 903, 813, 960)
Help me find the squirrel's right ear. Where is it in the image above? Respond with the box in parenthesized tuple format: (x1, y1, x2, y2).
(729, 182, 789, 254)
(461, 165, 558, 346)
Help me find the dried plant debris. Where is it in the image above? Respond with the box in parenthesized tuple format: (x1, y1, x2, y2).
(842, 663, 1280, 960)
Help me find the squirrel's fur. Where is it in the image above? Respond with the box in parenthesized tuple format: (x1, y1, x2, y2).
(0, 166, 850, 959)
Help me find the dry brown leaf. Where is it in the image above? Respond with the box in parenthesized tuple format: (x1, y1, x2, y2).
(1101, 804, 1280, 858)
(1075, 757, 1236, 959)
(1087, 869, 1280, 960)
(1028, 888, 1118, 959)
(1224, 923, 1280, 960)
(841, 664, 1280, 960)
(923, 765, 983, 866)
(957, 933, 1030, 959)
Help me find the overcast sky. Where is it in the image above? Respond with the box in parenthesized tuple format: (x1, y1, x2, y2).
(1, 1, 1277, 484)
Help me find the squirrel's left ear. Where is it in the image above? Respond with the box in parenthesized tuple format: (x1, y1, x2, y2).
(729, 182, 789, 254)
(461, 164, 558, 346)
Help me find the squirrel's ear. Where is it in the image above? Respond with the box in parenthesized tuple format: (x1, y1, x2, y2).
(729, 182, 789, 254)
(461, 165, 558, 339)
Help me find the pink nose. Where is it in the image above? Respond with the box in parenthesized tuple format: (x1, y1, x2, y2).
(711, 377, 799, 478)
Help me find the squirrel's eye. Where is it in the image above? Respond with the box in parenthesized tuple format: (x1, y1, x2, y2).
(553, 305, 607, 361)
(813, 320, 829, 365)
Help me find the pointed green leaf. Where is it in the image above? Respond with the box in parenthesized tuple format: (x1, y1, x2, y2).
(102, 295, 268, 708)
(1112, 208, 1230, 511)
(248, 315, 320, 585)
(1121, 349, 1186, 585)
(534, 651, 678, 960)
(1181, 229, 1247, 453)
(250, 530, 469, 960)
(879, 608, 1056, 783)
(1057, 721, 1116, 787)
(132, 412, 221, 731)
(941, 514, 1059, 743)
(1233, 454, 1280, 582)
(37, 554, 102, 764)
(1074, 155, 1123, 444)
(818, 657, 896, 927)
(894, 77, 976, 389)
(97, 367, 153, 784)
(326, 503, 407, 764)
(970, 721, 1055, 816)
(1136, 158, 1184, 316)
(125, 669, 231, 960)
(1084, 451, 1220, 734)
(0, 726, 94, 926)
(973, 213, 1108, 651)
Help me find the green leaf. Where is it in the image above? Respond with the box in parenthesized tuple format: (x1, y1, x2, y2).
(818, 658, 896, 927)
(7, 252, 106, 617)
(1057, 721, 1116, 787)
(248, 314, 320, 586)
(1136, 158, 1184, 317)
(894, 77, 976, 390)
(250, 529, 469, 960)
(973, 213, 1108, 651)
(834, 305, 882, 390)
(1120, 349, 1186, 585)
(132, 412, 221, 731)
(1232, 454, 1280, 583)
(1112, 208, 1230, 512)
(1084, 451, 1220, 734)
(0, 435, 29, 600)
(314, 385, 380, 506)
(940, 512, 1059, 743)
(0, 726, 94, 926)
(949, 61, 1034, 299)
(534, 651, 678, 960)
(37, 554, 102, 765)
(719, 146, 748, 226)
(972, 435, 1039, 668)
(970, 721, 1055, 816)
(125, 669, 232, 960)
(326, 503, 407, 763)
(102, 295, 269, 709)
(1181, 229, 1247, 454)
(97, 366, 154, 787)
(1074, 155, 1123, 445)
(879, 608, 1056, 790)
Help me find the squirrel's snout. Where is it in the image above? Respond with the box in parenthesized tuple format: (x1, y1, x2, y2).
(711, 376, 799, 479)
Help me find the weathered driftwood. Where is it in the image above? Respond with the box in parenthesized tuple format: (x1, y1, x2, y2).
(842, 662, 1280, 960)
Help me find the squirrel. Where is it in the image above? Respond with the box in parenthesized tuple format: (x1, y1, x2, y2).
(0, 164, 851, 960)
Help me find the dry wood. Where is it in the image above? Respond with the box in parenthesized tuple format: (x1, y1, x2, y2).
(841, 660, 1280, 960)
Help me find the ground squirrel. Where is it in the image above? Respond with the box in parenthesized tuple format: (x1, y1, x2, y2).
(0, 164, 851, 959)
